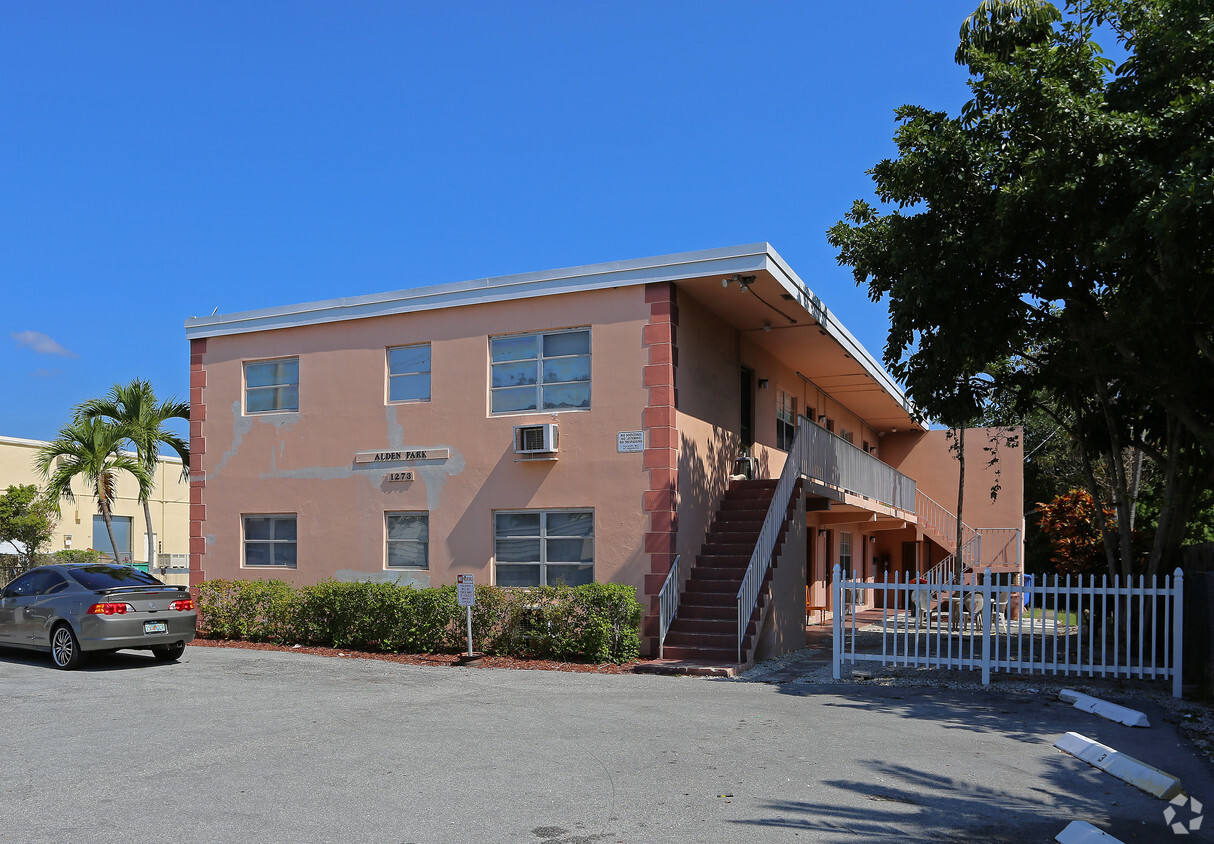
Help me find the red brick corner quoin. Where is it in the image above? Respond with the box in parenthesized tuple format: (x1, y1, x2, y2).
(641, 282, 678, 648)
(188, 337, 207, 591)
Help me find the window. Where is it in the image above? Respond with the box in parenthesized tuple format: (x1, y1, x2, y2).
(67, 566, 159, 590)
(494, 509, 593, 587)
(839, 531, 853, 572)
(490, 329, 590, 414)
(387, 344, 431, 403)
(244, 515, 297, 568)
(840, 428, 854, 445)
(245, 358, 299, 414)
(3, 570, 67, 597)
(776, 388, 796, 450)
(93, 515, 133, 564)
(386, 512, 428, 568)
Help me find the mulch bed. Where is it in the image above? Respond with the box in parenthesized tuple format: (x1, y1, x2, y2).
(190, 636, 644, 674)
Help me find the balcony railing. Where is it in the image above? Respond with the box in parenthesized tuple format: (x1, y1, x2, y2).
(799, 418, 916, 513)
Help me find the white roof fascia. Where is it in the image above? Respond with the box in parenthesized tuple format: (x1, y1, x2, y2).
(182, 242, 915, 419)
(184, 244, 773, 340)
(0, 434, 185, 464)
(0, 435, 51, 449)
(759, 250, 916, 416)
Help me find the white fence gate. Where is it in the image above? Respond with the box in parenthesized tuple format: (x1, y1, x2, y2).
(831, 564, 1185, 698)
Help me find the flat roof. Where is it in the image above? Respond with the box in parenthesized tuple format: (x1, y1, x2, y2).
(0, 434, 184, 464)
(184, 243, 916, 423)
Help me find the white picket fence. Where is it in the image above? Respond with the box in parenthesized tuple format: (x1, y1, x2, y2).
(831, 564, 1185, 697)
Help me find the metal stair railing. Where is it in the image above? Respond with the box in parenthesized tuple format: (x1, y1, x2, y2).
(915, 490, 981, 555)
(657, 555, 682, 659)
(735, 418, 809, 664)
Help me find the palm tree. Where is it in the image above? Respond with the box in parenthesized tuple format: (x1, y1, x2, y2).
(76, 379, 189, 569)
(35, 417, 153, 562)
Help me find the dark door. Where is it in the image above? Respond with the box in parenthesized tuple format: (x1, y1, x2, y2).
(824, 530, 834, 611)
(740, 368, 754, 447)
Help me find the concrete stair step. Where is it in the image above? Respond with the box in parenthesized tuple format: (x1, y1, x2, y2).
(676, 604, 734, 621)
(713, 511, 766, 525)
(696, 554, 750, 567)
(702, 543, 754, 555)
(660, 645, 741, 662)
(663, 631, 735, 649)
(686, 580, 741, 594)
(680, 592, 735, 607)
(729, 479, 778, 490)
(692, 566, 747, 581)
(669, 618, 733, 635)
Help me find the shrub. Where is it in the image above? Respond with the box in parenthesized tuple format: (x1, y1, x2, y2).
(196, 577, 643, 664)
(52, 549, 103, 566)
(197, 579, 297, 642)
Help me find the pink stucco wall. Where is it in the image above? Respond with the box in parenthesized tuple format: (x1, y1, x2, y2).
(193, 286, 655, 592)
(883, 427, 1024, 532)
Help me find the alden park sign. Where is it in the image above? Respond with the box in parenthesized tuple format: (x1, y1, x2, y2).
(355, 448, 450, 464)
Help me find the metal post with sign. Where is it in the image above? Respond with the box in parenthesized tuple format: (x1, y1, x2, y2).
(457, 574, 475, 657)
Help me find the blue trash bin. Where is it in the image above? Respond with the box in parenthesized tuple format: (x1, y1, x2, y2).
(1021, 574, 1034, 607)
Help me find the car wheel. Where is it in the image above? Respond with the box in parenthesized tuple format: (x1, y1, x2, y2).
(50, 624, 84, 670)
(153, 642, 185, 662)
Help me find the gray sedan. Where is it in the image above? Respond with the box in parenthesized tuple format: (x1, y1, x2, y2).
(0, 563, 197, 669)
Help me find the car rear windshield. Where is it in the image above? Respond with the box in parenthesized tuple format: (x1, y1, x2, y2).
(66, 566, 164, 590)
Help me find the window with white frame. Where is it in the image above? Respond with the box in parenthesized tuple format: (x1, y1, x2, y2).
(245, 358, 299, 414)
(490, 329, 590, 414)
(243, 515, 297, 568)
(776, 388, 797, 450)
(494, 509, 593, 587)
(838, 531, 853, 573)
(387, 344, 431, 403)
(385, 512, 428, 568)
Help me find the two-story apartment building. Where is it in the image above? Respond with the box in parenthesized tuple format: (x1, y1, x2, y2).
(184, 244, 1022, 665)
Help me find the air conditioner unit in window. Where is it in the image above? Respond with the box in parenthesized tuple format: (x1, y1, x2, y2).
(514, 423, 558, 455)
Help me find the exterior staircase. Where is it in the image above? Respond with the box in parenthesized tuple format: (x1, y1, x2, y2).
(660, 479, 797, 664)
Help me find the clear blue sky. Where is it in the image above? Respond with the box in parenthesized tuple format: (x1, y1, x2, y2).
(1, 1, 987, 444)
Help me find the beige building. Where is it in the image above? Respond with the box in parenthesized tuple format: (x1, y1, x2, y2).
(0, 434, 190, 580)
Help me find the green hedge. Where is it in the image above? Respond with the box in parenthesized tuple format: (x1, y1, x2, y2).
(196, 579, 643, 664)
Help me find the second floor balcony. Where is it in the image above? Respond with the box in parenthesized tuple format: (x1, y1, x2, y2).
(791, 418, 916, 515)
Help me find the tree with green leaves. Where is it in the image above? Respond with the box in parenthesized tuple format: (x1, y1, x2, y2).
(35, 417, 152, 564)
(0, 484, 57, 575)
(828, 0, 1213, 578)
(77, 379, 189, 568)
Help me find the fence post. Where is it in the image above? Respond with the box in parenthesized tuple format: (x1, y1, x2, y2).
(832, 564, 842, 680)
(1174, 567, 1185, 699)
(981, 566, 992, 685)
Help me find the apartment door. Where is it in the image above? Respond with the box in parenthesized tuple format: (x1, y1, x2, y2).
(740, 367, 754, 448)
(902, 541, 920, 576)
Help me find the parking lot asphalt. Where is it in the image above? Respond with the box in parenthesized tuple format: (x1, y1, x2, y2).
(1, 644, 1210, 843)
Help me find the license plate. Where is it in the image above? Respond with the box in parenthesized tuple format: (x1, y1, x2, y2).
(144, 621, 168, 635)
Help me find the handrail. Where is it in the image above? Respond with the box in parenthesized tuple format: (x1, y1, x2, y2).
(657, 554, 682, 659)
(980, 528, 1022, 568)
(914, 490, 980, 556)
(922, 528, 1023, 583)
(736, 418, 809, 663)
(803, 419, 916, 512)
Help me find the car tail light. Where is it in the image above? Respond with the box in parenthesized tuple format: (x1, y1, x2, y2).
(170, 599, 194, 612)
(87, 602, 135, 616)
